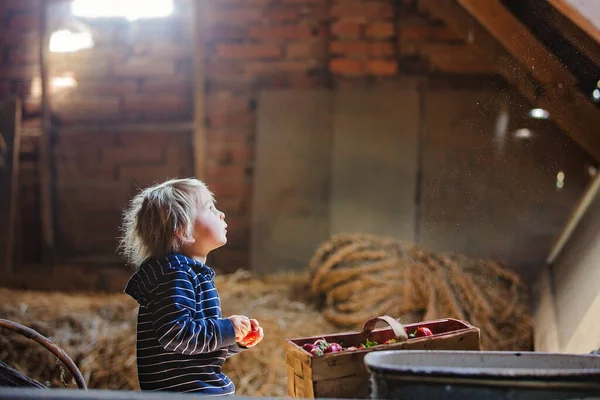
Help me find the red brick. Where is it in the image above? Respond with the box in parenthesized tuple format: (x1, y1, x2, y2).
(8, 13, 40, 31)
(7, 47, 39, 64)
(0, 65, 40, 79)
(365, 22, 395, 39)
(55, 163, 117, 184)
(117, 131, 190, 148)
(50, 61, 110, 79)
(113, 59, 176, 77)
(265, 7, 301, 22)
(329, 58, 365, 76)
(133, 43, 192, 60)
(207, 92, 250, 114)
(140, 77, 193, 96)
(244, 60, 312, 77)
(331, 21, 362, 38)
(330, 40, 394, 57)
(209, 112, 256, 129)
(206, 60, 246, 80)
(206, 128, 251, 146)
(399, 24, 461, 41)
(205, 7, 263, 25)
(331, 2, 394, 21)
(2, 0, 39, 11)
(118, 163, 186, 188)
(330, 40, 369, 56)
(369, 41, 395, 57)
(54, 131, 117, 148)
(52, 96, 121, 122)
(288, 73, 328, 89)
(212, 0, 272, 6)
(206, 164, 247, 183)
(215, 44, 281, 59)
(207, 141, 254, 162)
(101, 145, 164, 165)
(55, 182, 132, 212)
(75, 80, 138, 96)
(366, 59, 398, 76)
(205, 25, 249, 40)
(249, 25, 313, 40)
(208, 180, 248, 197)
(286, 43, 313, 59)
(123, 95, 188, 113)
(23, 98, 41, 116)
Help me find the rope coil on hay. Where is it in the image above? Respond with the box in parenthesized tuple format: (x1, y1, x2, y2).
(308, 233, 533, 351)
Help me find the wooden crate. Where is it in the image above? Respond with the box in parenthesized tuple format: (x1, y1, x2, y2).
(285, 316, 480, 399)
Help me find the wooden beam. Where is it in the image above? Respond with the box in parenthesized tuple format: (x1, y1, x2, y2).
(546, 0, 600, 66)
(39, 0, 55, 264)
(192, 1, 207, 180)
(547, 0, 600, 46)
(0, 98, 22, 273)
(418, 0, 600, 162)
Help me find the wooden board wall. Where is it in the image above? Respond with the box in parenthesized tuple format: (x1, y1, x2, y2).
(330, 88, 419, 241)
(251, 90, 334, 274)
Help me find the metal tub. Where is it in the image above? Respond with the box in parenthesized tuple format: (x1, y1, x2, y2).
(364, 350, 600, 400)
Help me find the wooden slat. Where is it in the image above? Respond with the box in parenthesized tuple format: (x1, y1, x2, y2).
(39, 0, 55, 264)
(418, 0, 600, 162)
(286, 366, 295, 397)
(192, 0, 207, 180)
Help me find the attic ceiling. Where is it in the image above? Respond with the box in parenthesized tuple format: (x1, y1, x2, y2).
(417, 0, 600, 162)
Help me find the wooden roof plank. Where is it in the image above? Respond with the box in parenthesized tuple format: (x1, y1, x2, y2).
(418, 0, 600, 162)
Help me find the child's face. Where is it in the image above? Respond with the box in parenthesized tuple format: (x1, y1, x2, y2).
(185, 191, 228, 257)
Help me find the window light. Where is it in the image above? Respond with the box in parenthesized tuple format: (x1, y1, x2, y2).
(71, 0, 174, 21)
(49, 29, 94, 53)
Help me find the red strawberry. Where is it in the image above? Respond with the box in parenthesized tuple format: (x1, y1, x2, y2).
(415, 327, 433, 337)
(324, 343, 343, 353)
(302, 343, 316, 353)
(310, 347, 323, 357)
(243, 328, 260, 342)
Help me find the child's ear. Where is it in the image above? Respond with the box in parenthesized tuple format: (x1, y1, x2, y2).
(176, 228, 195, 245)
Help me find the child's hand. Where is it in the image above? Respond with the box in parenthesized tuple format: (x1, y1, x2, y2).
(238, 319, 264, 348)
(228, 315, 251, 341)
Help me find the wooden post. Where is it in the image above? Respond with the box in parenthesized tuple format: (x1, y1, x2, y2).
(0, 98, 22, 272)
(192, 0, 207, 180)
(39, 0, 55, 264)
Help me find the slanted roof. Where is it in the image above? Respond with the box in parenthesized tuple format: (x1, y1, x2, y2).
(418, 0, 600, 161)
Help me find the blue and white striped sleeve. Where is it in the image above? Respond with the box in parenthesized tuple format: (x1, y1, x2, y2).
(148, 269, 237, 355)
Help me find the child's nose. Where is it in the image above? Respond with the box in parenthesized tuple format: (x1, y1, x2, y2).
(220, 211, 225, 220)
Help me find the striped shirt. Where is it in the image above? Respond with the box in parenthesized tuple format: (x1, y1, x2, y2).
(124, 254, 245, 395)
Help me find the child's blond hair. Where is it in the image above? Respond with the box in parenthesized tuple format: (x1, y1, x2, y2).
(119, 178, 214, 267)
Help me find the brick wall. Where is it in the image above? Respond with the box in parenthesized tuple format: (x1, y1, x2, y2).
(46, 0, 194, 262)
(7, 0, 495, 274)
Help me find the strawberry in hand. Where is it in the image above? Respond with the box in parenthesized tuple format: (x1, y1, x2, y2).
(238, 318, 264, 348)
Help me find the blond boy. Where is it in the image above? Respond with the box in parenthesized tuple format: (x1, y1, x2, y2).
(120, 178, 263, 395)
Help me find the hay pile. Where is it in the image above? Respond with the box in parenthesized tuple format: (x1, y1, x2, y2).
(308, 234, 533, 351)
(0, 271, 336, 397)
